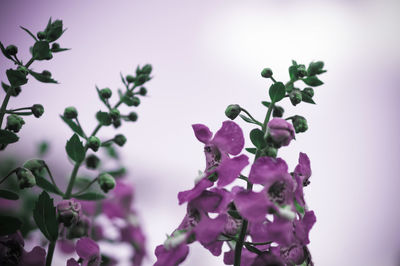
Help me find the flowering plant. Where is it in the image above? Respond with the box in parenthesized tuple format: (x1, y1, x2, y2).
(0, 19, 151, 266)
(154, 61, 326, 266)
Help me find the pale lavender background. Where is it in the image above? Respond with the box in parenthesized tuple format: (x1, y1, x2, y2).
(1, 0, 400, 265)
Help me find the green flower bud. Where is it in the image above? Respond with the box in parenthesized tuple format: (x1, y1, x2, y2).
(23, 159, 45, 173)
(85, 154, 100, 169)
(16, 167, 36, 189)
(64, 106, 78, 119)
(296, 65, 307, 78)
(5, 45, 18, 56)
(131, 97, 141, 107)
(125, 90, 134, 97)
(291, 115, 308, 133)
(126, 75, 135, 83)
(261, 68, 273, 78)
(272, 106, 284, 118)
(303, 87, 314, 98)
(98, 173, 116, 193)
(225, 104, 241, 120)
(87, 136, 101, 152)
(128, 112, 138, 122)
(289, 89, 302, 106)
(6, 114, 25, 133)
(112, 118, 121, 128)
(51, 43, 60, 49)
(37, 31, 46, 40)
(134, 74, 147, 86)
(139, 87, 147, 96)
(4, 86, 22, 97)
(41, 70, 51, 77)
(113, 134, 127, 147)
(141, 64, 153, 75)
(109, 108, 120, 120)
(31, 104, 44, 118)
(307, 61, 325, 76)
(99, 88, 112, 99)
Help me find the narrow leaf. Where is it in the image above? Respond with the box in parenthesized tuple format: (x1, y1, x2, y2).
(269, 82, 286, 103)
(0, 189, 19, 200)
(0, 41, 12, 60)
(0, 215, 22, 235)
(35, 176, 62, 196)
(33, 191, 58, 241)
(244, 244, 263, 255)
(245, 148, 257, 154)
(60, 115, 85, 138)
(261, 101, 271, 108)
(20, 26, 38, 41)
(302, 76, 323, 87)
(32, 41, 52, 61)
(29, 70, 58, 83)
(301, 91, 316, 104)
(66, 134, 85, 163)
(239, 114, 258, 125)
(74, 192, 106, 201)
(0, 130, 19, 144)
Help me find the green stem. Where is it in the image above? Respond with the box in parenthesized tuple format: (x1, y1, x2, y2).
(0, 169, 16, 185)
(75, 117, 87, 139)
(71, 177, 98, 197)
(234, 101, 275, 266)
(45, 241, 56, 266)
(43, 163, 63, 196)
(25, 57, 34, 68)
(8, 107, 31, 112)
(5, 111, 32, 116)
(240, 108, 263, 127)
(0, 90, 12, 128)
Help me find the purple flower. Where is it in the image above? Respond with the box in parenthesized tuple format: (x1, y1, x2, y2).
(103, 180, 134, 219)
(193, 214, 227, 256)
(293, 211, 316, 245)
(251, 249, 285, 266)
(178, 178, 213, 205)
(0, 232, 46, 266)
(223, 248, 257, 266)
(57, 199, 81, 227)
(154, 243, 189, 266)
(120, 224, 146, 266)
(280, 244, 307, 265)
(189, 188, 232, 214)
(75, 237, 101, 266)
(248, 157, 295, 206)
(294, 152, 312, 186)
(267, 118, 295, 147)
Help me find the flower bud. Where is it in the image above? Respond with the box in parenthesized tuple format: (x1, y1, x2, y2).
(113, 118, 122, 128)
(307, 61, 325, 76)
(113, 134, 127, 147)
(41, 70, 51, 77)
(134, 75, 147, 86)
(291, 115, 308, 133)
(267, 118, 295, 147)
(6, 114, 25, 132)
(128, 112, 138, 122)
(272, 106, 284, 118)
(126, 75, 135, 83)
(16, 167, 36, 189)
(131, 97, 140, 107)
(99, 88, 112, 99)
(64, 106, 78, 119)
(86, 154, 100, 169)
(141, 64, 152, 75)
(126, 90, 134, 97)
(98, 173, 116, 193)
(139, 87, 147, 96)
(87, 136, 101, 152)
(225, 104, 241, 120)
(289, 89, 302, 106)
(303, 87, 314, 98)
(57, 199, 81, 227)
(36, 31, 46, 40)
(31, 104, 44, 118)
(296, 65, 307, 78)
(4, 86, 22, 97)
(67, 215, 90, 239)
(261, 68, 273, 78)
(23, 159, 45, 173)
(109, 108, 120, 120)
(5, 45, 18, 56)
(51, 43, 60, 49)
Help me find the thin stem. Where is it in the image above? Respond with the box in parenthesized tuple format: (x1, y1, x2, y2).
(45, 241, 56, 266)
(5, 111, 32, 116)
(245, 241, 272, 246)
(270, 77, 277, 83)
(75, 117, 87, 139)
(8, 106, 31, 112)
(0, 169, 16, 185)
(43, 163, 63, 196)
(240, 108, 263, 127)
(0, 90, 12, 128)
(25, 57, 34, 68)
(71, 177, 98, 197)
(261, 101, 274, 132)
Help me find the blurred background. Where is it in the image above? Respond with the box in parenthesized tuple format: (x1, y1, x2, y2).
(1, 0, 399, 265)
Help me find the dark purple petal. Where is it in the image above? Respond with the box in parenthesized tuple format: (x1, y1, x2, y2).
(294, 174, 305, 208)
(294, 211, 316, 245)
(192, 124, 213, 144)
(154, 243, 189, 266)
(212, 121, 244, 155)
(19, 246, 46, 266)
(224, 249, 257, 266)
(75, 237, 100, 261)
(217, 154, 249, 187)
(294, 152, 312, 185)
(177, 178, 213, 205)
(248, 156, 288, 185)
(280, 244, 306, 265)
(265, 218, 294, 246)
(194, 214, 227, 256)
(233, 187, 275, 222)
(66, 258, 80, 266)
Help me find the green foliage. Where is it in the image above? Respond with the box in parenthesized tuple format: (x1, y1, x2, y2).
(60, 115, 85, 138)
(245, 148, 257, 154)
(66, 134, 85, 163)
(0, 129, 19, 144)
(32, 41, 52, 60)
(29, 69, 58, 83)
(302, 76, 323, 87)
(268, 82, 286, 103)
(0, 189, 19, 200)
(74, 192, 106, 201)
(250, 128, 266, 149)
(6, 69, 28, 87)
(33, 191, 58, 241)
(96, 111, 112, 126)
(35, 176, 62, 196)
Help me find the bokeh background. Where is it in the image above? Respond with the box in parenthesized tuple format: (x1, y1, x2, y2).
(1, 0, 400, 265)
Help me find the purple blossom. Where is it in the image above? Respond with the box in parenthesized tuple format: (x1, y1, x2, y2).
(294, 152, 312, 186)
(178, 178, 213, 205)
(267, 118, 295, 147)
(75, 237, 101, 266)
(223, 248, 257, 266)
(120, 224, 146, 266)
(154, 243, 189, 266)
(57, 199, 81, 227)
(103, 180, 134, 219)
(0, 232, 46, 266)
(193, 214, 227, 256)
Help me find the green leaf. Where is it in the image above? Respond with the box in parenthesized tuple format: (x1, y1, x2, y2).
(0, 215, 22, 235)
(32, 41, 52, 60)
(38, 141, 49, 156)
(45, 19, 64, 42)
(60, 115, 85, 138)
(20, 26, 38, 41)
(294, 200, 305, 215)
(0, 41, 13, 60)
(239, 114, 258, 125)
(288, 65, 298, 81)
(96, 111, 112, 126)
(250, 128, 266, 149)
(261, 101, 271, 108)
(66, 134, 85, 163)
(0, 129, 19, 144)
(51, 47, 70, 53)
(268, 82, 286, 103)
(29, 70, 58, 83)
(301, 91, 316, 104)
(35, 176, 62, 196)
(0, 189, 19, 200)
(244, 244, 263, 255)
(6, 69, 28, 87)
(33, 191, 58, 241)
(245, 148, 257, 154)
(74, 192, 106, 201)
(302, 76, 323, 87)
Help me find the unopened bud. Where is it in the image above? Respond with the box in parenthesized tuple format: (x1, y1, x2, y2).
(85, 154, 100, 169)
(57, 199, 81, 227)
(112, 118, 121, 128)
(64, 106, 78, 119)
(31, 104, 44, 118)
(87, 136, 101, 152)
(291, 115, 308, 133)
(36, 31, 46, 40)
(141, 64, 152, 75)
(225, 104, 241, 120)
(261, 68, 273, 78)
(113, 134, 127, 147)
(16, 167, 36, 189)
(99, 88, 112, 99)
(307, 61, 325, 76)
(134, 74, 147, 86)
(126, 75, 135, 83)
(303, 87, 314, 98)
(109, 108, 120, 120)
(51, 43, 60, 50)
(131, 97, 140, 107)
(67, 215, 90, 239)
(272, 106, 284, 118)
(128, 112, 138, 122)
(6, 114, 25, 132)
(139, 87, 147, 96)
(98, 173, 116, 193)
(289, 89, 302, 106)
(5, 45, 18, 56)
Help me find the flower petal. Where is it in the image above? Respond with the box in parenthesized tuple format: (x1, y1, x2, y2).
(19, 246, 46, 266)
(154, 243, 189, 266)
(66, 258, 80, 266)
(212, 121, 244, 155)
(177, 178, 213, 205)
(194, 214, 227, 256)
(217, 154, 249, 187)
(233, 187, 274, 222)
(192, 124, 213, 144)
(75, 237, 99, 260)
(248, 156, 288, 185)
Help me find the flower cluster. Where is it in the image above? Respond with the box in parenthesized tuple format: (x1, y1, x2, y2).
(154, 60, 325, 266)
